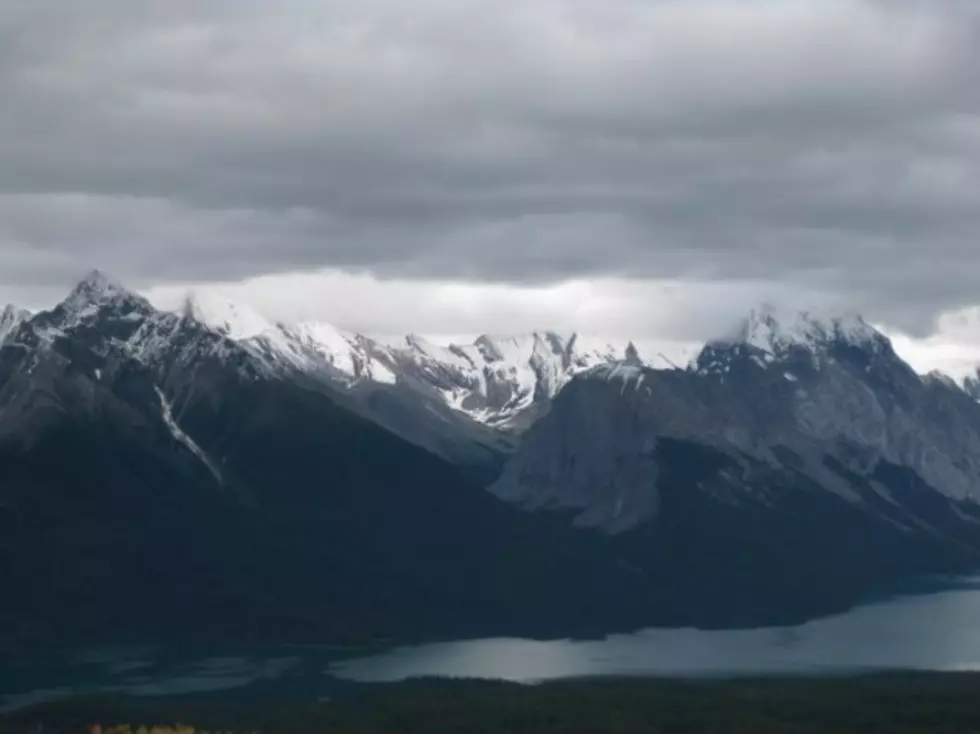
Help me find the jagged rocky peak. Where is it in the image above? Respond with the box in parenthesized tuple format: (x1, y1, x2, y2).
(59, 269, 152, 317)
(692, 304, 900, 379)
(0, 304, 31, 343)
(474, 331, 567, 364)
(73, 268, 116, 293)
(731, 304, 883, 352)
(66, 269, 141, 303)
(1, 304, 30, 326)
(623, 341, 642, 364)
(387, 330, 650, 430)
(924, 369, 961, 390)
(405, 333, 437, 354)
(702, 303, 889, 361)
(1, 303, 29, 321)
(36, 270, 156, 336)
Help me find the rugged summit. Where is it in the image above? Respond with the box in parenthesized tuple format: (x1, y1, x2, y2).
(496, 305, 980, 524)
(491, 306, 980, 618)
(13, 274, 649, 445)
(720, 304, 883, 356)
(0, 272, 667, 651)
(393, 331, 645, 431)
(178, 302, 656, 434)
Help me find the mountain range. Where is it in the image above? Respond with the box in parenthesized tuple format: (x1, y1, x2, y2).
(179, 284, 661, 432)
(4, 272, 980, 652)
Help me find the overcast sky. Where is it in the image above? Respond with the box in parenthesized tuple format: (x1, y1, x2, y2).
(3, 0, 980, 372)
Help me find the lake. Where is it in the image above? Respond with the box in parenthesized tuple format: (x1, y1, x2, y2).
(5, 578, 980, 710)
(333, 578, 980, 682)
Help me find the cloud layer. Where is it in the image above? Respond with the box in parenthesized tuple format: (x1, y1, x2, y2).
(2, 0, 980, 339)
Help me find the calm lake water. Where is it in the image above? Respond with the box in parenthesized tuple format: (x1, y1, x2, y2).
(5, 578, 980, 710)
(333, 578, 980, 682)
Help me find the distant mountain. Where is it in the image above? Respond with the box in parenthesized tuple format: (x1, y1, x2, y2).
(25, 276, 655, 460)
(492, 305, 980, 621)
(392, 332, 656, 431)
(179, 289, 661, 433)
(2, 273, 666, 478)
(0, 271, 669, 652)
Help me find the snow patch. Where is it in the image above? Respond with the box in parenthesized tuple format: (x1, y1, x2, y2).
(370, 360, 397, 385)
(592, 362, 645, 384)
(184, 291, 277, 340)
(720, 304, 884, 355)
(155, 387, 223, 484)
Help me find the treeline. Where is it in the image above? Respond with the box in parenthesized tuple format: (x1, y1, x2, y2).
(5, 673, 980, 734)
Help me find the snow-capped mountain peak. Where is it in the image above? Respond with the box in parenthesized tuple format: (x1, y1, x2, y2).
(63, 269, 148, 310)
(33, 270, 155, 339)
(75, 268, 119, 293)
(472, 332, 559, 366)
(720, 304, 885, 355)
(175, 292, 396, 385)
(694, 304, 895, 378)
(182, 290, 279, 340)
(4, 272, 690, 434)
(387, 331, 655, 430)
(284, 321, 395, 385)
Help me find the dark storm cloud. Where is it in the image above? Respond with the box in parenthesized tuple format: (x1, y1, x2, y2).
(2, 0, 980, 333)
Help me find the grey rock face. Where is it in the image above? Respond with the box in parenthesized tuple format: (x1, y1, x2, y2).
(492, 310, 980, 533)
(962, 370, 980, 401)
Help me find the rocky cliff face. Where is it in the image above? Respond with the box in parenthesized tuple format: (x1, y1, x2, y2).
(493, 306, 980, 537)
(487, 308, 980, 625)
